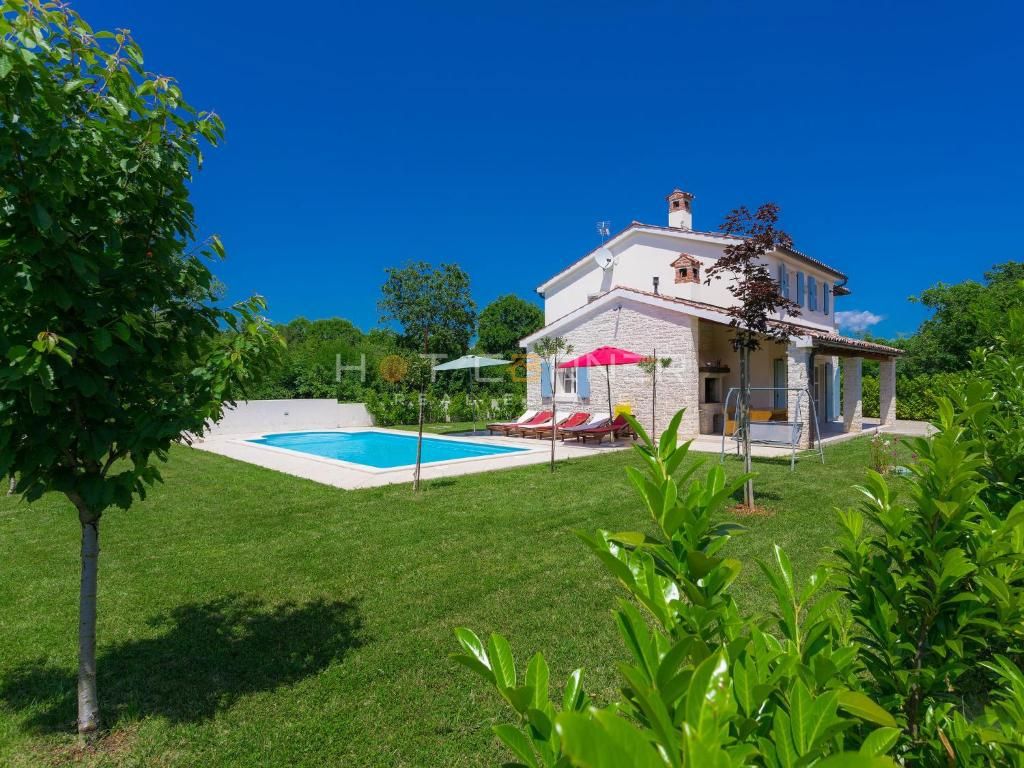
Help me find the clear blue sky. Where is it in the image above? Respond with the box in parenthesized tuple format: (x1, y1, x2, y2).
(78, 0, 1022, 339)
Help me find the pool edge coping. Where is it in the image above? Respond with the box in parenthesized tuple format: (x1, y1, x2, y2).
(227, 427, 550, 476)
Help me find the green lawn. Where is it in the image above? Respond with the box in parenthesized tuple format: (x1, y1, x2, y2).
(393, 420, 482, 435)
(0, 434, 909, 767)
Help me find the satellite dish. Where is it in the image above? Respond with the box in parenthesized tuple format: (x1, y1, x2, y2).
(592, 247, 615, 270)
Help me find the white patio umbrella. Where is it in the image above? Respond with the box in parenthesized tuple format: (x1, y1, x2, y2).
(432, 355, 510, 433)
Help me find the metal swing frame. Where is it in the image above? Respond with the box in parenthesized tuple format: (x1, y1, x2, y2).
(719, 386, 825, 471)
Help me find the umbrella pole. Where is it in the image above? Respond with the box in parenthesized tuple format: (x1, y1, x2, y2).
(606, 364, 613, 422)
(470, 368, 476, 434)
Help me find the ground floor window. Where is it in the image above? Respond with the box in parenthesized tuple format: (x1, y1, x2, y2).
(557, 367, 577, 396)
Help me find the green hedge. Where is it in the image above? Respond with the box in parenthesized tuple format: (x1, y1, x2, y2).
(364, 390, 525, 426)
(861, 371, 968, 422)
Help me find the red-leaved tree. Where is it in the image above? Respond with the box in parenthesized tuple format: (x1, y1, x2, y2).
(705, 203, 800, 510)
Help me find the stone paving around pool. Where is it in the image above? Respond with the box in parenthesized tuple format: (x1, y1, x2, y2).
(193, 420, 935, 490)
(193, 427, 633, 489)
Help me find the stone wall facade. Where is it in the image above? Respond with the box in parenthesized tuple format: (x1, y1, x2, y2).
(525, 299, 700, 437)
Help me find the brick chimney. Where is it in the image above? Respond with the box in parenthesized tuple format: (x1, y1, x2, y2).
(666, 188, 694, 230)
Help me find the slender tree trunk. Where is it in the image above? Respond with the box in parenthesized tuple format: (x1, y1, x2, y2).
(69, 494, 101, 738)
(7, 474, 15, 496)
(651, 347, 657, 438)
(739, 345, 754, 510)
(549, 363, 557, 473)
(413, 389, 425, 491)
(413, 330, 429, 491)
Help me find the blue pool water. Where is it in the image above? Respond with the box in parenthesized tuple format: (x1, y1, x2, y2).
(247, 430, 528, 469)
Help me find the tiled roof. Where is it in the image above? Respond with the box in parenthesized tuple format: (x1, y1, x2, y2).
(610, 286, 902, 357)
(798, 327, 903, 356)
(610, 285, 731, 316)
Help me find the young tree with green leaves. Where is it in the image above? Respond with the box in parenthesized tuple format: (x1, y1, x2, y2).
(532, 336, 572, 473)
(0, 4, 276, 737)
(638, 351, 672, 437)
(705, 203, 800, 511)
(402, 353, 433, 491)
(378, 261, 476, 360)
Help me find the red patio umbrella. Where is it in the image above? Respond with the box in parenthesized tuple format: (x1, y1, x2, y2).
(558, 346, 646, 419)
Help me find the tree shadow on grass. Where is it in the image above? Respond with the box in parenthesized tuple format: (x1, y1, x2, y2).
(729, 486, 783, 503)
(0, 593, 363, 734)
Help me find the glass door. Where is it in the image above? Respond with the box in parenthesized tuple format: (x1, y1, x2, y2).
(814, 362, 829, 421)
(772, 358, 787, 410)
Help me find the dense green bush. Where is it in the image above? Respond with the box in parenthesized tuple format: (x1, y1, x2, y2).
(455, 414, 902, 766)
(952, 310, 1024, 514)
(835, 410, 1024, 764)
(862, 375, 880, 418)
(862, 372, 967, 422)
(364, 388, 526, 426)
(363, 389, 421, 426)
(454, 313, 1024, 765)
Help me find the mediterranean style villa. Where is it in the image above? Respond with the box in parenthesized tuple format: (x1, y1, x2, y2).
(520, 188, 902, 446)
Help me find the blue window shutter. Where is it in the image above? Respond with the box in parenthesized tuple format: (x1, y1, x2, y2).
(577, 366, 590, 399)
(777, 264, 785, 297)
(823, 282, 831, 315)
(809, 277, 818, 311)
(783, 265, 790, 299)
(540, 361, 552, 398)
(796, 272, 805, 306)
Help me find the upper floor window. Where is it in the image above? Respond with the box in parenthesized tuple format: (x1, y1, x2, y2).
(777, 263, 790, 300)
(796, 272, 805, 307)
(808, 276, 818, 311)
(823, 283, 831, 315)
(671, 253, 700, 284)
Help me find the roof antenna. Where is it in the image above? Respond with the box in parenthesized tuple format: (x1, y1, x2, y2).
(596, 221, 611, 242)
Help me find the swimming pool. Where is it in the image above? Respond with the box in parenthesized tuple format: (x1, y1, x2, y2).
(246, 430, 529, 470)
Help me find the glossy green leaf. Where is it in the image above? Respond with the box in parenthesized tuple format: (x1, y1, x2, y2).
(489, 633, 516, 689)
(493, 724, 539, 768)
(859, 727, 901, 756)
(837, 691, 897, 728)
(562, 668, 586, 711)
(685, 650, 730, 732)
(815, 754, 897, 768)
(555, 710, 666, 768)
(526, 652, 549, 710)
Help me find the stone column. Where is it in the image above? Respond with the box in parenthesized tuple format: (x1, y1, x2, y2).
(879, 358, 896, 426)
(842, 357, 863, 433)
(786, 342, 812, 449)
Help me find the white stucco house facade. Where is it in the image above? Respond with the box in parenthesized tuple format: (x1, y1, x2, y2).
(520, 188, 902, 445)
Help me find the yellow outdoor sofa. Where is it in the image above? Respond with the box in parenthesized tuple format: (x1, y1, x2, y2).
(725, 408, 787, 436)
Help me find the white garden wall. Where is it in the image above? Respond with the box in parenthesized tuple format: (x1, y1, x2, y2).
(202, 399, 373, 436)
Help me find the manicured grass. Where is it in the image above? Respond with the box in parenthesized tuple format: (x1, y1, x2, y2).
(392, 420, 481, 435)
(0, 435, 910, 766)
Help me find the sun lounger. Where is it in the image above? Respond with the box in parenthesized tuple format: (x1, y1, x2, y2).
(485, 410, 537, 435)
(557, 413, 610, 440)
(489, 410, 550, 436)
(507, 412, 563, 437)
(529, 412, 591, 439)
(575, 415, 636, 444)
